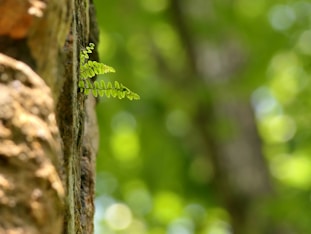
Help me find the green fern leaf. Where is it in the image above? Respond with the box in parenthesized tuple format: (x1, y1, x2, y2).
(84, 88, 90, 95)
(79, 43, 140, 100)
(80, 61, 115, 79)
(80, 43, 95, 65)
(78, 79, 140, 100)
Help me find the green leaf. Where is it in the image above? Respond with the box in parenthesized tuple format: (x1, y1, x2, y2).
(79, 43, 139, 100)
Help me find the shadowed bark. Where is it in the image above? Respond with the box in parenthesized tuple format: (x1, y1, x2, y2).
(0, 0, 99, 233)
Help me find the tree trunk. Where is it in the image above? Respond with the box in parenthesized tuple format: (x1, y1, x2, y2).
(0, 0, 99, 233)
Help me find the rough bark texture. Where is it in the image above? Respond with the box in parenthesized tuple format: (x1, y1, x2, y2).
(0, 54, 64, 234)
(58, 1, 99, 233)
(0, 0, 99, 233)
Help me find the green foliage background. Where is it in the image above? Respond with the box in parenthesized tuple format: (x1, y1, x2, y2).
(93, 0, 311, 233)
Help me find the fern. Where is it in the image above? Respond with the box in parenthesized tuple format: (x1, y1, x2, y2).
(80, 60, 115, 79)
(79, 43, 140, 100)
(80, 42, 94, 65)
(79, 80, 140, 100)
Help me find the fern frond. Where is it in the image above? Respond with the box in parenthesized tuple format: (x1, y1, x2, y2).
(79, 43, 140, 101)
(80, 60, 115, 79)
(79, 80, 140, 100)
(80, 43, 95, 65)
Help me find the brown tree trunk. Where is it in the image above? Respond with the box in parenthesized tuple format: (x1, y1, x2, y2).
(0, 0, 99, 233)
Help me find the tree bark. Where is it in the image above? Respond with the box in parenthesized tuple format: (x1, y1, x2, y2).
(0, 0, 99, 233)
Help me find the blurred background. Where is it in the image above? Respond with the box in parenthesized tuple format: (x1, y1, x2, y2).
(93, 0, 311, 233)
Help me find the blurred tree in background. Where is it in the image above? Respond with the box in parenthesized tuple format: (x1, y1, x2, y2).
(93, 0, 311, 233)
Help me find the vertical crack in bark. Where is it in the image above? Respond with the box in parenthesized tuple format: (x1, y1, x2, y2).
(0, 0, 99, 233)
(57, 1, 99, 233)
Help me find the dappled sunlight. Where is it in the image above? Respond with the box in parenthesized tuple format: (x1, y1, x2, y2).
(98, 31, 117, 60)
(94, 191, 231, 234)
(202, 208, 231, 234)
(96, 172, 118, 195)
(204, 221, 231, 234)
(122, 180, 153, 216)
(235, 0, 266, 19)
(259, 114, 296, 143)
(297, 30, 311, 55)
(153, 191, 184, 224)
(125, 188, 153, 215)
(268, 4, 296, 31)
(110, 111, 140, 162)
(111, 111, 137, 131)
(110, 129, 140, 162)
(95, 198, 148, 234)
(139, 0, 168, 13)
(126, 219, 147, 234)
(94, 0, 311, 233)
(105, 203, 133, 230)
(184, 204, 206, 224)
(270, 153, 311, 189)
(151, 22, 186, 71)
(167, 218, 194, 234)
(151, 23, 181, 56)
(251, 86, 280, 119)
(268, 52, 307, 104)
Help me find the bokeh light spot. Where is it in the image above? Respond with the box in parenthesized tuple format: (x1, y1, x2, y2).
(184, 204, 206, 224)
(96, 172, 118, 195)
(126, 219, 147, 234)
(125, 188, 153, 216)
(251, 86, 280, 119)
(205, 220, 231, 234)
(271, 154, 311, 189)
(105, 203, 133, 230)
(110, 112, 140, 162)
(153, 191, 183, 224)
(140, 0, 168, 13)
(259, 115, 296, 143)
(94, 195, 116, 234)
(151, 22, 185, 68)
(235, 0, 266, 18)
(297, 30, 311, 55)
(268, 4, 296, 31)
(168, 218, 194, 234)
(111, 111, 137, 132)
(98, 31, 117, 60)
(268, 52, 305, 104)
(110, 129, 140, 162)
